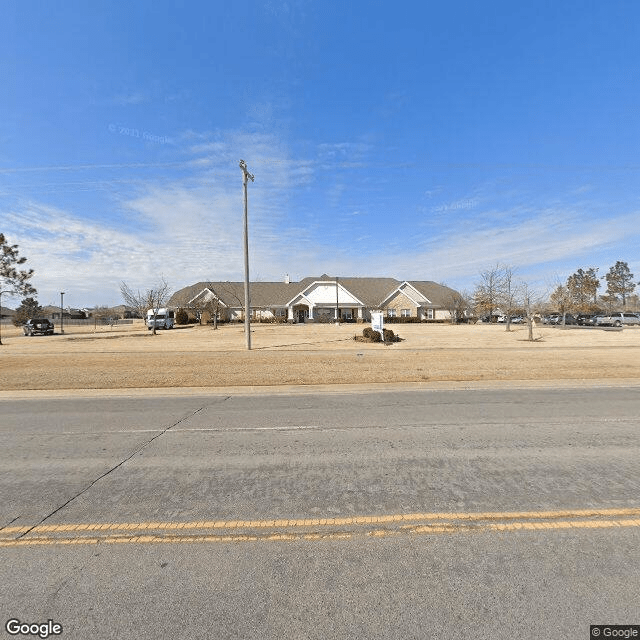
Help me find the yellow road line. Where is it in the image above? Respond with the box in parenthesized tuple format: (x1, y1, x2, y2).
(1, 517, 640, 548)
(2, 506, 640, 536)
(407, 517, 640, 534)
(1, 508, 640, 548)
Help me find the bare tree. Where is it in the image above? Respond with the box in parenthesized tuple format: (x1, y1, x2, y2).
(499, 265, 520, 331)
(549, 283, 573, 326)
(598, 293, 618, 314)
(442, 289, 471, 324)
(627, 293, 640, 313)
(171, 283, 230, 328)
(120, 278, 171, 335)
(474, 264, 507, 323)
(520, 282, 546, 341)
(216, 281, 246, 321)
(91, 306, 113, 328)
(203, 293, 223, 329)
(193, 285, 225, 328)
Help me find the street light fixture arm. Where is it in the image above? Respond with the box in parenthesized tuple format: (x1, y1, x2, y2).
(239, 159, 254, 182)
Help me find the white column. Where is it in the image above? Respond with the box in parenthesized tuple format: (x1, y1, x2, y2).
(308, 305, 314, 320)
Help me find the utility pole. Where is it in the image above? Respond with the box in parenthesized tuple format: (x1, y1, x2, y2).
(239, 160, 254, 350)
(60, 291, 65, 334)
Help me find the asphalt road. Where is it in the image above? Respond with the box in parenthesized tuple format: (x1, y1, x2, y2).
(1, 386, 639, 639)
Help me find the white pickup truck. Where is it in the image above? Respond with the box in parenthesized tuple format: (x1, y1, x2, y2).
(594, 312, 640, 327)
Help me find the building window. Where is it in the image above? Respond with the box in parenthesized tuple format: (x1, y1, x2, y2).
(387, 308, 397, 317)
(427, 308, 435, 320)
(401, 309, 411, 317)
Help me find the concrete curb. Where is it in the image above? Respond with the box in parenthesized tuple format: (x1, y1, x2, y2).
(1, 378, 638, 400)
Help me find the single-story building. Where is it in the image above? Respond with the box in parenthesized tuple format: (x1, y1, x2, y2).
(0, 306, 16, 321)
(169, 275, 464, 323)
(43, 306, 88, 320)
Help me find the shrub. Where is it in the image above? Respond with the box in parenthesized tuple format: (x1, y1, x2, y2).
(384, 316, 422, 323)
(175, 308, 189, 325)
(361, 327, 400, 342)
(362, 327, 381, 342)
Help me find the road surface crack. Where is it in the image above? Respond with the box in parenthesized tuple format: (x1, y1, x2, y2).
(0, 515, 21, 533)
(16, 406, 206, 539)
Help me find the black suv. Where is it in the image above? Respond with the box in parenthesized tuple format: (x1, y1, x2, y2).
(23, 318, 55, 336)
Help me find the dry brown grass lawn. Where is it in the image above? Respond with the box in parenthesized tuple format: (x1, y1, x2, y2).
(0, 320, 639, 391)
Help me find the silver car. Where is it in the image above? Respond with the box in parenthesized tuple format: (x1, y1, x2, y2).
(594, 312, 640, 327)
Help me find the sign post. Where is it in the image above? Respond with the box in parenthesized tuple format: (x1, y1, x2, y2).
(371, 311, 384, 342)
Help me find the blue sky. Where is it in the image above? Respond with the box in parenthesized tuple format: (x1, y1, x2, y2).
(1, 0, 639, 307)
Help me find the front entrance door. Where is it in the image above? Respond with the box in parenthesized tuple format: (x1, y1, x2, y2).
(297, 310, 306, 323)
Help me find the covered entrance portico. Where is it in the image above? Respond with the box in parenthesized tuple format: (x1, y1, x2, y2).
(287, 279, 366, 323)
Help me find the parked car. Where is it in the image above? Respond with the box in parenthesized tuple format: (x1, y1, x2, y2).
(576, 314, 597, 326)
(23, 318, 55, 336)
(547, 314, 576, 325)
(594, 312, 640, 327)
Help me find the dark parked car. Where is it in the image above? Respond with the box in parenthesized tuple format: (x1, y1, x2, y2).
(576, 314, 597, 326)
(23, 318, 55, 336)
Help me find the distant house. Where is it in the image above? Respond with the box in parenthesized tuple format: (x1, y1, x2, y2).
(169, 275, 462, 323)
(0, 306, 16, 321)
(43, 306, 87, 320)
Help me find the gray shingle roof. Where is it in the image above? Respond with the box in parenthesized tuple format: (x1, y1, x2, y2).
(169, 281, 312, 308)
(407, 281, 462, 307)
(327, 277, 401, 308)
(169, 277, 459, 309)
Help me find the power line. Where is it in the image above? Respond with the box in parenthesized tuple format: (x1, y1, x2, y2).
(0, 161, 195, 174)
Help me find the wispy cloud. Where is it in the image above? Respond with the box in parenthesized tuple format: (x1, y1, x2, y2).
(1, 128, 329, 304)
(390, 207, 640, 286)
(112, 91, 148, 106)
(4, 118, 640, 307)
